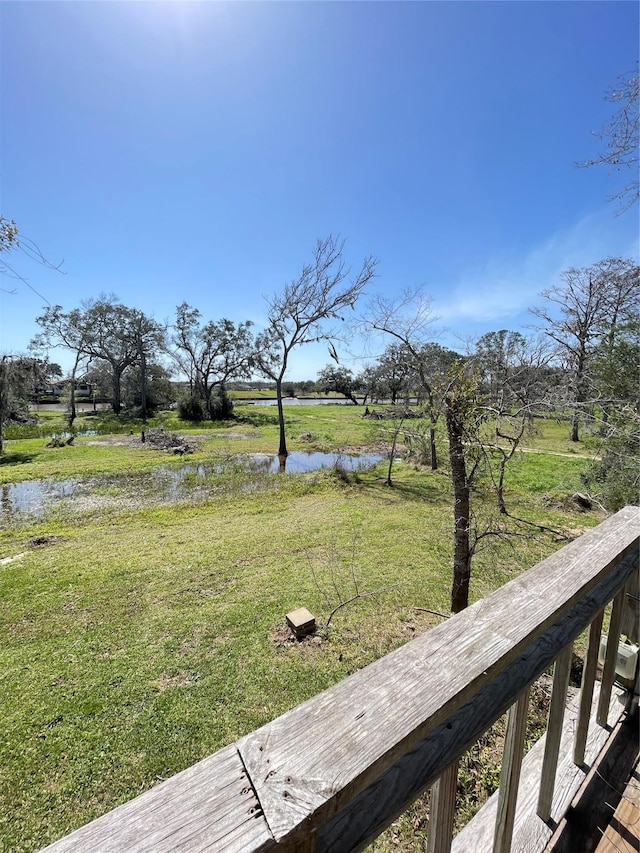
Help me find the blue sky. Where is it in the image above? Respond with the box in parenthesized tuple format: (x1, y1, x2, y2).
(1, 1, 638, 379)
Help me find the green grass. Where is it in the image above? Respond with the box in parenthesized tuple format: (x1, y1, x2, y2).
(0, 406, 603, 851)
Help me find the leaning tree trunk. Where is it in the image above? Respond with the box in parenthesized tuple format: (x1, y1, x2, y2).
(571, 354, 588, 442)
(0, 357, 7, 455)
(275, 377, 288, 457)
(429, 424, 438, 471)
(425, 390, 438, 471)
(139, 349, 148, 422)
(446, 402, 471, 613)
(67, 350, 84, 429)
(111, 366, 122, 414)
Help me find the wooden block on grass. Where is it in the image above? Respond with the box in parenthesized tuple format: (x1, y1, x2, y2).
(286, 608, 316, 637)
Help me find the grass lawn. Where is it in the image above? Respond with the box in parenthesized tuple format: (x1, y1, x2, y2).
(0, 405, 602, 851)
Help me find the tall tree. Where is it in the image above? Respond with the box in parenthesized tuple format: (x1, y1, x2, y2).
(368, 290, 457, 469)
(254, 236, 376, 458)
(442, 365, 484, 612)
(32, 305, 93, 426)
(34, 298, 165, 416)
(0, 356, 60, 453)
(171, 304, 254, 421)
(530, 258, 638, 441)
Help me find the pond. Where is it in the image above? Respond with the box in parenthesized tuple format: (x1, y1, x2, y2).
(0, 451, 384, 521)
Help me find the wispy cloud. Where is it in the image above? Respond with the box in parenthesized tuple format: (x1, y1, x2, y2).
(433, 211, 639, 326)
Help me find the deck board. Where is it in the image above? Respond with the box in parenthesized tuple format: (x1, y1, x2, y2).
(451, 683, 628, 853)
(40, 745, 276, 853)
(594, 763, 640, 853)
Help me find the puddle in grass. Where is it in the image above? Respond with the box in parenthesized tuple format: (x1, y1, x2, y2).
(0, 452, 383, 521)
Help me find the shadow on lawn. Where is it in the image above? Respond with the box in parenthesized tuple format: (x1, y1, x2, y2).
(0, 452, 36, 466)
(363, 473, 446, 504)
(236, 411, 280, 428)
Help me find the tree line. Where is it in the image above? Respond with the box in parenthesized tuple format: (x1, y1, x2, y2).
(1, 229, 638, 612)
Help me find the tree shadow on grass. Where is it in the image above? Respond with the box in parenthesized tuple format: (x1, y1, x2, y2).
(0, 452, 36, 467)
(236, 411, 280, 428)
(361, 472, 448, 504)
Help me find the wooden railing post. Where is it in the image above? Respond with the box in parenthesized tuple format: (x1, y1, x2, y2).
(573, 610, 604, 766)
(493, 687, 530, 853)
(537, 642, 573, 821)
(596, 587, 626, 726)
(427, 760, 459, 853)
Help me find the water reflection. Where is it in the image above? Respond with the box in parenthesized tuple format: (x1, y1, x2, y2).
(0, 451, 383, 520)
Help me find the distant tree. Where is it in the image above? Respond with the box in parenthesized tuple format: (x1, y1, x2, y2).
(171, 303, 254, 421)
(582, 407, 639, 511)
(254, 236, 376, 458)
(530, 258, 638, 441)
(0, 356, 59, 453)
(317, 364, 359, 404)
(373, 343, 417, 403)
(121, 362, 175, 415)
(590, 260, 640, 417)
(35, 298, 164, 417)
(580, 66, 639, 211)
(32, 305, 93, 427)
(368, 290, 458, 469)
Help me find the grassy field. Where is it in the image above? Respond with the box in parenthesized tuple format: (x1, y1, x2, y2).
(0, 404, 602, 851)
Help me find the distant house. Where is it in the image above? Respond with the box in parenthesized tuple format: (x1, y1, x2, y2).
(40, 379, 94, 399)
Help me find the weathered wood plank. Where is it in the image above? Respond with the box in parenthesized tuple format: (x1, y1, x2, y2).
(545, 704, 638, 852)
(593, 762, 640, 853)
(313, 551, 636, 853)
(427, 761, 459, 853)
(450, 682, 628, 853)
(597, 586, 625, 726)
(537, 643, 573, 821)
(574, 611, 604, 766)
(493, 688, 531, 853)
(40, 745, 276, 853)
(239, 509, 638, 844)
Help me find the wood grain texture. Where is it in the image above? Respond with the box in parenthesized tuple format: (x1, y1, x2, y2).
(451, 683, 628, 853)
(306, 551, 636, 852)
(239, 509, 638, 844)
(574, 611, 604, 766)
(40, 745, 276, 853)
(427, 761, 459, 853)
(594, 763, 640, 853)
(597, 586, 626, 726)
(542, 704, 638, 852)
(537, 643, 573, 821)
(493, 689, 531, 853)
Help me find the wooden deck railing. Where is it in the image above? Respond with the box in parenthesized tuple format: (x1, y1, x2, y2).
(43, 506, 639, 853)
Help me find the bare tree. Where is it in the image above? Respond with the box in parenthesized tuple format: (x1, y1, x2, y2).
(0, 216, 64, 302)
(32, 306, 93, 427)
(531, 258, 639, 442)
(580, 66, 639, 212)
(254, 236, 377, 458)
(367, 289, 456, 469)
(170, 304, 254, 420)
